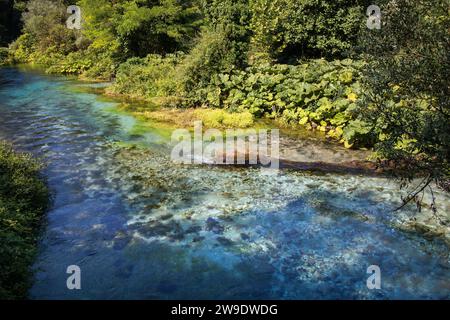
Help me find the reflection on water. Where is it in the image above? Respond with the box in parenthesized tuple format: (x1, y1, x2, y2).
(0, 67, 449, 300)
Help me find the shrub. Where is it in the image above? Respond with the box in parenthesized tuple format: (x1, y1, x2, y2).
(0, 142, 49, 299)
(22, 0, 76, 54)
(250, 0, 366, 61)
(45, 51, 93, 75)
(193, 59, 372, 146)
(359, 0, 450, 193)
(176, 30, 241, 98)
(0, 47, 9, 65)
(109, 53, 183, 99)
(9, 33, 35, 63)
(178, 0, 252, 102)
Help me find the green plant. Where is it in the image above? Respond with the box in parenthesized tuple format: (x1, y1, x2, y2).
(0, 141, 49, 299)
(109, 53, 183, 99)
(0, 47, 9, 65)
(177, 0, 251, 102)
(360, 0, 450, 202)
(22, 0, 76, 54)
(45, 51, 93, 75)
(9, 33, 35, 63)
(193, 109, 254, 128)
(189, 58, 370, 147)
(250, 0, 366, 62)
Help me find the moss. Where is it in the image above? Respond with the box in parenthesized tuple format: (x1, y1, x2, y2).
(124, 107, 255, 130)
(222, 111, 254, 128)
(0, 142, 49, 299)
(194, 109, 226, 127)
(193, 109, 254, 128)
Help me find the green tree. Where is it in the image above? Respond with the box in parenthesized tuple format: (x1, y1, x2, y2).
(79, 0, 202, 59)
(21, 0, 75, 54)
(250, 0, 367, 62)
(177, 0, 251, 99)
(115, 0, 202, 57)
(360, 0, 450, 211)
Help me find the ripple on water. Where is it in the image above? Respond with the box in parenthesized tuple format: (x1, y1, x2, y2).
(0, 67, 449, 299)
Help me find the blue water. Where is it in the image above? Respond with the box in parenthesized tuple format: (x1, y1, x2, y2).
(0, 67, 449, 299)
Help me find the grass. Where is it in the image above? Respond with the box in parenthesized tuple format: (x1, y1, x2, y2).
(0, 141, 49, 299)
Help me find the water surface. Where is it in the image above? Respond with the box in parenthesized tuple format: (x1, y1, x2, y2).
(0, 67, 449, 299)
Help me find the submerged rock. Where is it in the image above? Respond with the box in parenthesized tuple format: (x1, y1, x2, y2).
(216, 236, 234, 246)
(205, 217, 225, 234)
(185, 225, 202, 234)
(398, 220, 450, 246)
(139, 220, 184, 239)
(159, 214, 173, 221)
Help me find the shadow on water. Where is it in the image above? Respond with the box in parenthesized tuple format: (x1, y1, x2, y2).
(29, 184, 450, 299)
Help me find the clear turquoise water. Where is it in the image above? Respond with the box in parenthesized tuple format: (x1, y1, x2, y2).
(0, 67, 449, 300)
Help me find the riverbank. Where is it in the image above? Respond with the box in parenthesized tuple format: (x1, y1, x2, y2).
(0, 142, 49, 299)
(1, 64, 449, 287)
(1, 67, 449, 299)
(0, 48, 8, 66)
(99, 84, 450, 247)
(47, 68, 450, 241)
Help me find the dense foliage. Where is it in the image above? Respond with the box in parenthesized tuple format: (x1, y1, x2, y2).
(110, 53, 182, 100)
(359, 0, 449, 197)
(249, 0, 367, 62)
(0, 47, 8, 65)
(1, 0, 449, 183)
(0, 142, 49, 299)
(0, 0, 448, 301)
(110, 55, 370, 147)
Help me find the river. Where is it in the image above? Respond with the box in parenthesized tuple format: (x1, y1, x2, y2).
(0, 66, 449, 299)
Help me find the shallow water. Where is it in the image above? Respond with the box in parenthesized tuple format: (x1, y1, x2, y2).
(0, 67, 449, 300)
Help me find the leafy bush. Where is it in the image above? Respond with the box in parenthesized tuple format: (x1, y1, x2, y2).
(197, 59, 372, 146)
(43, 52, 88, 74)
(8, 0, 77, 66)
(79, 0, 202, 60)
(9, 33, 35, 63)
(0, 47, 9, 65)
(81, 49, 117, 80)
(250, 0, 366, 61)
(114, 0, 202, 57)
(360, 0, 450, 184)
(200, 0, 251, 61)
(173, 0, 251, 102)
(0, 142, 49, 299)
(22, 0, 76, 54)
(109, 53, 183, 99)
(176, 30, 241, 99)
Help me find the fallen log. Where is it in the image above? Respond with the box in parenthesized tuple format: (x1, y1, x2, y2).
(202, 150, 389, 176)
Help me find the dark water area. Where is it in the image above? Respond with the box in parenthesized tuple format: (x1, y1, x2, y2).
(0, 67, 449, 299)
